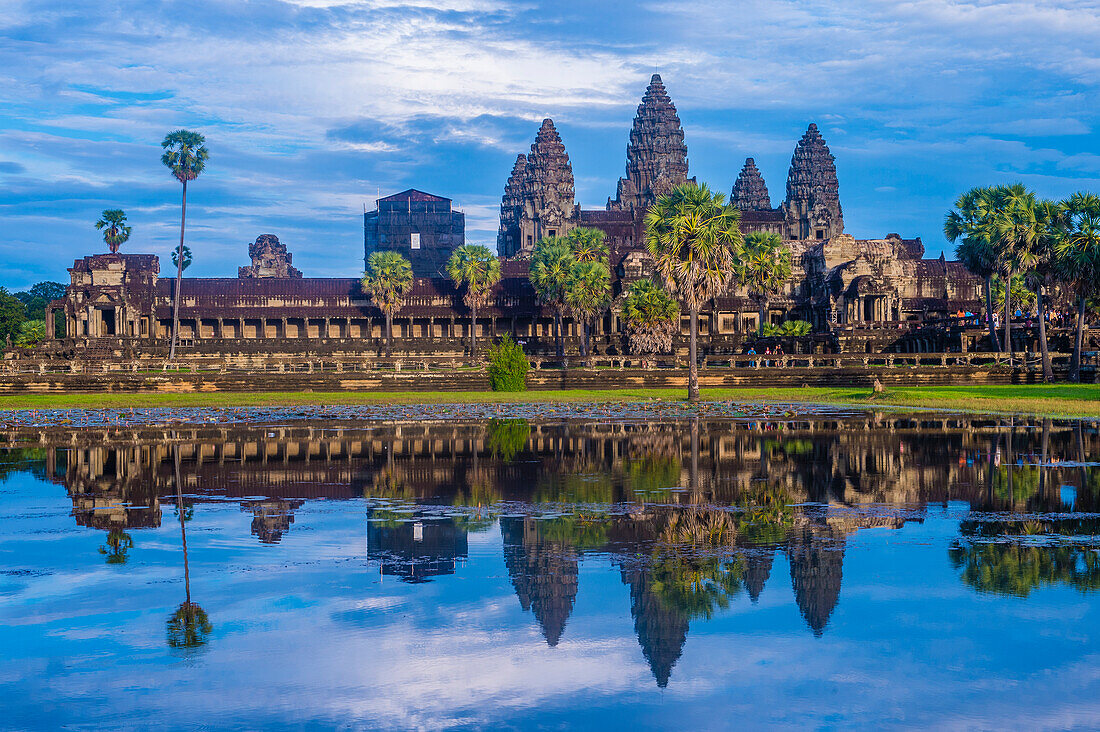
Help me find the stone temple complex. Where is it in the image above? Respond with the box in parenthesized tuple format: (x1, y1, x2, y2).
(37, 73, 986, 362)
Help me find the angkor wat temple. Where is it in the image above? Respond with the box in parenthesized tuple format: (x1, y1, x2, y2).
(43, 74, 984, 361)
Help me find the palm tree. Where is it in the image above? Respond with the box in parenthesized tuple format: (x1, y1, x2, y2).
(446, 244, 502, 359)
(168, 440, 211, 650)
(1019, 200, 1062, 382)
(529, 237, 573, 357)
(945, 187, 1000, 351)
(622, 279, 679, 367)
(1057, 192, 1100, 382)
(990, 184, 1043, 361)
(94, 209, 131, 254)
(738, 231, 792, 335)
(645, 183, 743, 402)
(161, 130, 209, 363)
(362, 251, 414, 357)
(566, 227, 610, 264)
(171, 245, 192, 273)
(564, 259, 611, 361)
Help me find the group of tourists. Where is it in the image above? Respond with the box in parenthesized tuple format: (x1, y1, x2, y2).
(744, 345, 785, 367)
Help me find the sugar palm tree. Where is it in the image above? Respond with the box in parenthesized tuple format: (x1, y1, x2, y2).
(564, 259, 611, 361)
(446, 244, 502, 359)
(362, 251, 414, 357)
(167, 440, 211, 650)
(945, 186, 1000, 350)
(622, 278, 679, 367)
(161, 130, 209, 363)
(94, 209, 131, 254)
(171, 245, 192, 272)
(1057, 192, 1100, 382)
(566, 227, 609, 264)
(738, 231, 792, 335)
(1019, 200, 1062, 382)
(645, 183, 743, 402)
(529, 236, 573, 357)
(990, 184, 1043, 361)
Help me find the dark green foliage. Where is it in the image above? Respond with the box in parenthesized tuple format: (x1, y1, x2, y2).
(166, 602, 212, 649)
(761, 319, 812, 337)
(486, 418, 529, 460)
(171, 245, 193, 272)
(0, 287, 25, 343)
(15, 319, 46, 347)
(487, 335, 529, 392)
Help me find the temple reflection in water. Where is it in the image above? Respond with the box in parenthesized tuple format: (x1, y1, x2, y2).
(5, 414, 1099, 687)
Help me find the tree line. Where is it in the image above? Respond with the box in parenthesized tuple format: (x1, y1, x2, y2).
(946, 184, 1100, 382)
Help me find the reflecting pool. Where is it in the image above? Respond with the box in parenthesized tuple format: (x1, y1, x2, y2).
(3, 408, 1100, 729)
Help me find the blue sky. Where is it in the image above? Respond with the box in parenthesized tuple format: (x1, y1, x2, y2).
(1, 0, 1098, 288)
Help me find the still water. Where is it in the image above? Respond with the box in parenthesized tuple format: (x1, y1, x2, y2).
(3, 408, 1100, 729)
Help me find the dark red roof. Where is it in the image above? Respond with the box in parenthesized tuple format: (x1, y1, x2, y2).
(377, 189, 451, 203)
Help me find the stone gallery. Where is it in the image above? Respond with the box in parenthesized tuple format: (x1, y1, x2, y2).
(49, 75, 982, 360)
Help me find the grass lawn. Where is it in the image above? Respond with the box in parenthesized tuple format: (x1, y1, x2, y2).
(1, 385, 1100, 417)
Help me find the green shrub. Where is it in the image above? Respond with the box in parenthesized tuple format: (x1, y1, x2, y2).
(762, 319, 812, 337)
(487, 335, 529, 391)
(15, 319, 46, 347)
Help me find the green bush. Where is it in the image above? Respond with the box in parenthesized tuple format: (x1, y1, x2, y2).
(487, 335, 529, 392)
(762, 319, 812, 337)
(15, 319, 46, 347)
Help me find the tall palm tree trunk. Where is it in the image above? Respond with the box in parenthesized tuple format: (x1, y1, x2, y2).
(1040, 418, 1050, 501)
(385, 312, 393, 357)
(470, 304, 478, 359)
(758, 298, 766, 336)
(984, 275, 999, 352)
(174, 442, 191, 606)
(688, 307, 700, 402)
(1070, 295, 1086, 383)
(1003, 270, 1013, 360)
(169, 180, 187, 363)
(554, 310, 563, 358)
(1037, 284, 1053, 382)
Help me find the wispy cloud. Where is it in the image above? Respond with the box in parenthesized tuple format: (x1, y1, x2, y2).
(0, 0, 1098, 287)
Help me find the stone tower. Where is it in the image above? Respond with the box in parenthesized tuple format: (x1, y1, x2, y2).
(497, 154, 527, 256)
(608, 74, 693, 214)
(731, 157, 771, 211)
(497, 119, 577, 257)
(782, 123, 843, 241)
(238, 234, 302, 279)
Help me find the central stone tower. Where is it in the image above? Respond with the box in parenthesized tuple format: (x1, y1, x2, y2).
(607, 74, 693, 214)
(782, 123, 843, 241)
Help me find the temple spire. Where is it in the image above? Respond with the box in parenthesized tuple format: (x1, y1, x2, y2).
(497, 119, 576, 257)
(782, 123, 843, 240)
(731, 158, 771, 211)
(607, 74, 693, 213)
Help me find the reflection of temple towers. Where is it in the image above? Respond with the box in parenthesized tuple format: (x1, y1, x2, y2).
(620, 561, 689, 688)
(743, 548, 775, 604)
(366, 513, 469, 583)
(787, 532, 845, 636)
(501, 517, 579, 647)
(242, 499, 303, 544)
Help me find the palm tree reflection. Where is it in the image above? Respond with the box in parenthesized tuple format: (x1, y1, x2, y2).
(167, 440, 212, 650)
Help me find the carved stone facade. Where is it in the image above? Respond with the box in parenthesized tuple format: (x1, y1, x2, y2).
(731, 158, 771, 212)
(239, 234, 302, 279)
(781, 123, 844, 241)
(607, 74, 695, 214)
(497, 120, 577, 257)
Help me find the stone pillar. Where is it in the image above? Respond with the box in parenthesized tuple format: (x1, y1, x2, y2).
(217, 318, 224, 338)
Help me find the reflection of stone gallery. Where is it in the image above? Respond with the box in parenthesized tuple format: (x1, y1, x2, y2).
(50, 74, 982, 359)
